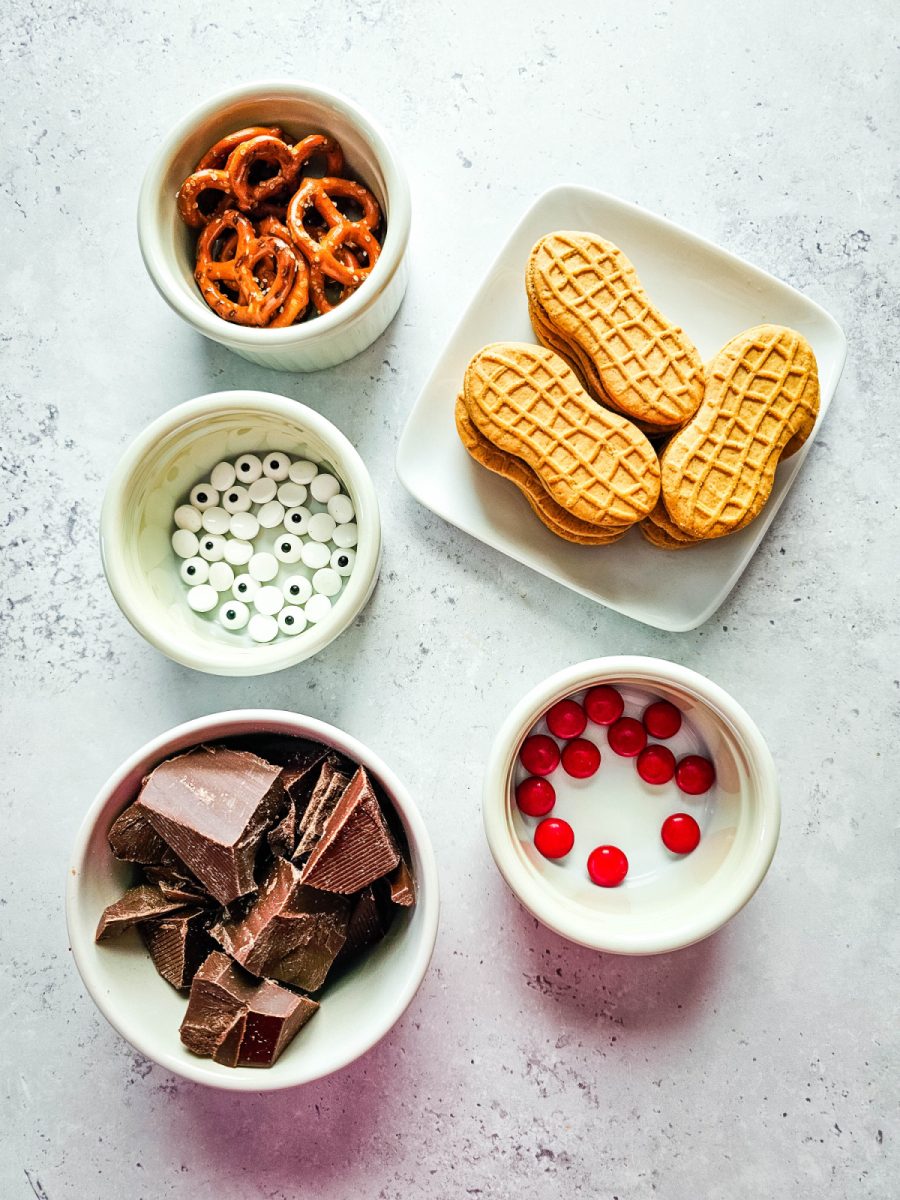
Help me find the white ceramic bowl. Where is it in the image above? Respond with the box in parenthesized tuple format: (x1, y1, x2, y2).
(101, 390, 381, 675)
(66, 709, 440, 1091)
(138, 80, 411, 371)
(483, 657, 779, 955)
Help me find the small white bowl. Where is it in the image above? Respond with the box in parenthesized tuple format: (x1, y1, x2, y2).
(483, 657, 779, 955)
(101, 390, 380, 675)
(66, 709, 440, 1092)
(138, 80, 411, 371)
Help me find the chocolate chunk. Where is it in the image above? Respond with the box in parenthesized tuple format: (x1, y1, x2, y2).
(95, 884, 189, 942)
(212, 857, 349, 992)
(339, 885, 393, 962)
(108, 803, 173, 865)
(143, 862, 212, 906)
(268, 750, 340, 858)
(211, 1009, 248, 1068)
(141, 908, 213, 990)
(293, 762, 350, 859)
(388, 856, 416, 907)
(299, 767, 400, 894)
(136, 745, 286, 905)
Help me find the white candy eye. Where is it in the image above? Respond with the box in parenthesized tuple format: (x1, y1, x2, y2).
(278, 606, 307, 635)
(189, 483, 219, 511)
(248, 477, 277, 504)
(331, 548, 356, 576)
(257, 500, 286, 529)
(218, 600, 249, 629)
(200, 506, 230, 535)
(262, 452, 291, 481)
(277, 481, 306, 507)
(332, 522, 358, 549)
(229, 511, 260, 541)
(282, 574, 313, 604)
(223, 538, 253, 567)
(180, 556, 209, 584)
(312, 567, 341, 597)
(274, 534, 303, 563)
(283, 506, 310, 534)
(234, 454, 263, 483)
(187, 584, 218, 613)
(248, 552, 278, 582)
(254, 585, 284, 616)
(199, 534, 226, 561)
(305, 593, 332, 623)
(310, 473, 340, 503)
(232, 574, 259, 601)
(300, 541, 330, 569)
(307, 512, 336, 543)
(327, 494, 355, 524)
(174, 504, 202, 532)
(172, 529, 200, 559)
(248, 613, 278, 643)
(208, 562, 235, 592)
(222, 485, 251, 514)
(289, 459, 318, 485)
(210, 461, 236, 491)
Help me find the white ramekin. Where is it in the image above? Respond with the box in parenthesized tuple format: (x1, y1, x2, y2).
(483, 657, 780, 955)
(137, 80, 411, 371)
(100, 390, 381, 675)
(66, 709, 440, 1092)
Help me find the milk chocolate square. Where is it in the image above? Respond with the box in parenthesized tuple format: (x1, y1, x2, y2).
(299, 767, 400, 894)
(95, 883, 189, 942)
(141, 908, 213, 990)
(293, 761, 351, 859)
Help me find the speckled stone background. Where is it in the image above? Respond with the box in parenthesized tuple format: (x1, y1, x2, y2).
(2, 1, 898, 1196)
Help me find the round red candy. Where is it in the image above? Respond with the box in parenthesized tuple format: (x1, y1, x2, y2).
(545, 698, 587, 740)
(584, 685, 625, 726)
(607, 717, 647, 758)
(675, 755, 716, 795)
(561, 737, 601, 778)
(516, 776, 556, 817)
(661, 812, 701, 854)
(534, 817, 574, 859)
(519, 734, 560, 776)
(643, 700, 682, 740)
(636, 744, 676, 785)
(587, 844, 628, 887)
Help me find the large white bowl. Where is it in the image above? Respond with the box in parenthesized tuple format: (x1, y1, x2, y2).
(137, 80, 411, 371)
(100, 390, 381, 676)
(483, 657, 779, 955)
(66, 710, 440, 1092)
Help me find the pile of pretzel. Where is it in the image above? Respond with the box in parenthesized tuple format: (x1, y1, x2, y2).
(176, 127, 383, 327)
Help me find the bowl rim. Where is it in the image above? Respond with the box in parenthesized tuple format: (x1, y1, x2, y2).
(65, 708, 440, 1091)
(483, 656, 780, 955)
(137, 78, 412, 347)
(100, 389, 381, 676)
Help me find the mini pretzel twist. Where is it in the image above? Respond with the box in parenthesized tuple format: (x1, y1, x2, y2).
(196, 126, 285, 171)
(286, 176, 382, 305)
(256, 216, 311, 326)
(177, 168, 235, 228)
(227, 133, 345, 212)
(194, 210, 299, 327)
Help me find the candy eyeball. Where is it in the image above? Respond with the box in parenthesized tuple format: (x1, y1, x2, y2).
(283, 506, 310, 534)
(171, 529, 200, 559)
(189, 483, 219, 511)
(282, 574, 313, 605)
(229, 511, 260, 541)
(262, 452, 291, 481)
(288, 459, 317, 485)
(332, 522, 358, 549)
(256, 500, 286, 529)
(179, 556, 209, 584)
(327, 493, 355, 524)
(248, 477, 277, 505)
(223, 538, 253, 566)
(312, 567, 341, 597)
(307, 512, 336, 543)
(232, 574, 260, 601)
(187, 584, 218, 613)
(310, 473, 340, 503)
(222, 485, 251, 514)
(173, 504, 202, 533)
(253, 585, 284, 616)
(274, 534, 304, 563)
(198, 534, 226, 562)
(234, 453, 263, 483)
(218, 600, 249, 629)
(210, 460, 237, 491)
(207, 562, 235, 592)
(248, 612, 278, 643)
(200, 506, 230, 535)
(304, 593, 332, 623)
(248, 552, 278, 582)
(277, 481, 306, 508)
(331, 547, 355, 576)
(300, 540, 330, 569)
(277, 606, 307, 635)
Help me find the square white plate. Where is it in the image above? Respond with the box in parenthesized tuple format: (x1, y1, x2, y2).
(396, 186, 847, 631)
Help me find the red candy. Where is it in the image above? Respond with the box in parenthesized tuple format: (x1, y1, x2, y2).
(661, 813, 701, 854)
(534, 817, 575, 859)
(545, 698, 587, 740)
(561, 737, 601, 778)
(607, 717, 647, 758)
(675, 755, 716, 795)
(587, 844, 629, 887)
(584, 685, 625, 726)
(643, 700, 682, 740)
(515, 776, 556, 817)
(636, 744, 676, 785)
(519, 734, 560, 777)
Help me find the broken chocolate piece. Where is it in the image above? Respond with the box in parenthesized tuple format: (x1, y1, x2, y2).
(267, 799, 299, 859)
(136, 745, 286, 905)
(141, 908, 213, 990)
(95, 883, 189, 942)
(339, 885, 393, 963)
(388, 857, 416, 907)
(299, 767, 400, 894)
(212, 1009, 248, 1067)
(107, 803, 173, 865)
(293, 763, 350, 859)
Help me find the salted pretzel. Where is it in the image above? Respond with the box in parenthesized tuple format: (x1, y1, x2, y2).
(176, 168, 235, 228)
(194, 210, 298, 327)
(227, 133, 345, 212)
(256, 216, 311, 326)
(286, 176, 381, 297)
(196, 126, 285, 171)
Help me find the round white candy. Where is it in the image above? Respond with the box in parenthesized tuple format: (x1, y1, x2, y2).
(310, 473, 341, 503)
(222, 485, 252, 514)
(199, 534, 226, 562)
(282, 574, 313, 605)
(229, 511, 260, 541)
(277, 481, 307, 508)
(289, 459, 318, 485)
(262, 452, 291, 481)
(218, 600, 249, 630)
(172, 529, 199, 559)
(174, 504, 202, 533)
(210, 461, 237, 491)
(278, 606, 307, 635)
(327, 493, 355, 524)
(234, 454, 263, 483)
(187, 584, 218, 613)
(305, 593, 332, 623)
(274, 534, 303, 563)
(257, 500, 286, 529)
(301, 541, 330, 569)
(248, 477, 277, 505)
(224, 538, 253, 567)
(332, 522, 358, 549)
(331, 547, 356, 576)
(307, 512, 336, 543)
(189, 483, 218, 511)
(283, 506, 310, 534)
(312, 567, 341, 597)
(201, 506, 230, 535)
(254, 585, 284, 616)
(208, 562, 235, 592)
(232, 574, 259, 601)
(248, 552, 278, 582)
(179, 556, 208, 584)
(248, 613, 278, 643)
